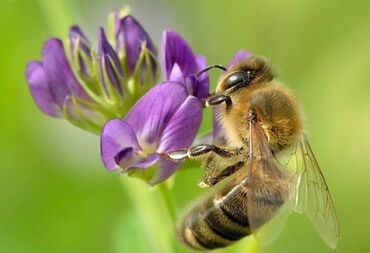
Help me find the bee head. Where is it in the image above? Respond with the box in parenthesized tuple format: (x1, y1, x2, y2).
(216, 56, 274, 94)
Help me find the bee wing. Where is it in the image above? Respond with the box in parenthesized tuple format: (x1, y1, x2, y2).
(245, 121, 296, 245)
(274, 141, 307, 213)
(292, 135, 340, 248)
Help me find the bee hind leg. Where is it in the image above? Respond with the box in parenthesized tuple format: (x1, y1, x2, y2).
(200, 161, 245, 187)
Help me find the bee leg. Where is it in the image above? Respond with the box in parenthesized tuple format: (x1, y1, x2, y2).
(165, 150, 189, 161)
(166, 144, 240, 162)
(247, 107, 257, 122)
(189, 144, 238, 158)
(199, 161, 245, 187)
(205, 95, 232, 110)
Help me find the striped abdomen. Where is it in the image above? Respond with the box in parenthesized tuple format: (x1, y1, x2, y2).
(178, 183, 251, 250)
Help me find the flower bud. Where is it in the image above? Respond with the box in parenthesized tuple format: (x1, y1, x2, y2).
(98, 28, 125, 101)
(68, 26, 93, 79)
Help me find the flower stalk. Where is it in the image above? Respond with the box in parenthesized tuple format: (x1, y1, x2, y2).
(157, 181, 177, 223)
(119, 176, 174, 253)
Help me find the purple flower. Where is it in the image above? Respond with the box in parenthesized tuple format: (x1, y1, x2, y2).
(26, 12, 158, 133)
(161, 30, 209, 100)
(101, 82, 202, 185)
(26, 38, 90, 117)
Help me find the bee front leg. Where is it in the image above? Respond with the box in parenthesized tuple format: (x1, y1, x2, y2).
(166, 144, 241, 162)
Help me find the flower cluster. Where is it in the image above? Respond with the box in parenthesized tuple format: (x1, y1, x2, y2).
(26, 8, 251, 185)
(101, 30, 213, 184)
(26, 10, 157, 133)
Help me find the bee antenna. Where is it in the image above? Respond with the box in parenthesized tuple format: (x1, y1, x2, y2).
(196, 64, 227, 77)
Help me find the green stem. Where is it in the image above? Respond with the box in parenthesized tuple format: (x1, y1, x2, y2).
(157, 181, 177, 223)
(120, 176, 173, 253)
(157, 181, 191, 253)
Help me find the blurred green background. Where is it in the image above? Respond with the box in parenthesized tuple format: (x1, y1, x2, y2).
(1, 0, 370, 252)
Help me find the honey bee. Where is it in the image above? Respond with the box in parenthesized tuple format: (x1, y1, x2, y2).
(167, 56, 340, 250)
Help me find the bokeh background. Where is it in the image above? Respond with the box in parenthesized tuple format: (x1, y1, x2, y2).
(1, 0, 370, 252)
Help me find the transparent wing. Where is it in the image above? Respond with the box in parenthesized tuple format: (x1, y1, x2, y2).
(298, 135, 340, 248)
(245, 121, 296, 245)
(274, 141, 307, 213)
(275, 134, 340, 248)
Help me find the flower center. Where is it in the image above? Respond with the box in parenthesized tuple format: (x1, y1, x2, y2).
(138, 141, 158, 157)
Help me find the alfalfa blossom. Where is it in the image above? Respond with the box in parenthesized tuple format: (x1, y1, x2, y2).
(26, 11, 157, 133)
(99, 28, 212, 184)
(101, 82, 202, 185)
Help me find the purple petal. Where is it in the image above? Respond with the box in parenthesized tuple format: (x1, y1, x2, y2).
(118, 15, 157, 75)
(228, 50, 251, 68)
(26, 61, 62, 117)
(114, 147, 134, 165)
(194, 55, 210, 99)
(149, 158, 181, 185)
(184, 75, 195, 95)
(42, 39, 88, 105)
(125, 82, 188, 146)
(196, 55, 207, 70)
(69, 25, 92, 76)
(98, 28, 123, 76)
(124, 153, 160, 171)
(169, 63, 184, 83)
(98, 28, 124, 96)
(100, 119, 141, 170)
(100, 54, 124, 95)
(69, 25, 91, 57)
(157, 96, 203, 152)
(114, 148, 160, 172)
(161, 30, 198, 80)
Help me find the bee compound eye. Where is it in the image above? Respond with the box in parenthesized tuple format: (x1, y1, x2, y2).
(228, 72, 244, 83)
(225, 71, 250, 90)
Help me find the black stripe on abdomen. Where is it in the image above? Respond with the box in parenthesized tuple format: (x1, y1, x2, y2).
(217, 185, 250, 227)
(178, 184, 251, 250)
(203, 196, 249, 241)
(185, 205, 230, 249)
